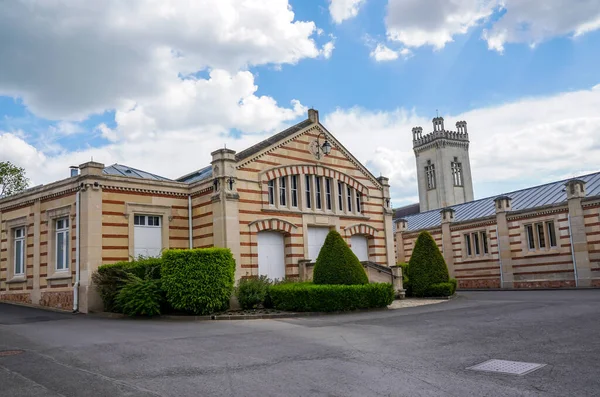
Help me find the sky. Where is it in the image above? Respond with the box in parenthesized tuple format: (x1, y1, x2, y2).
(1, 0, 600, 207)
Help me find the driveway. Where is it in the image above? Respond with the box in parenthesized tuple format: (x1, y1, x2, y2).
(1, 290, 599, 396)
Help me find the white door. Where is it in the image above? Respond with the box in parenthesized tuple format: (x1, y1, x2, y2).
(134, 215, 162, 258)
(307, 227, 330, 261)
(257, 231, 285, 280)
(351, 235, 369, 262)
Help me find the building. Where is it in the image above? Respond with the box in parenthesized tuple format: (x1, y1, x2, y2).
(395, 117, 600, 289)
(0, 109, 397, 312)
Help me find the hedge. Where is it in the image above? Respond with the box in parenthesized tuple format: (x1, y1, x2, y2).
(312, 230, 368, 285)
(161, 248, 235, 315)
(269, 282, 394, 312)
(408, 231, 450, 297)
(92, 257, 163, 312)
(116, 277, 163, 317)
(235, 275, 272, 310)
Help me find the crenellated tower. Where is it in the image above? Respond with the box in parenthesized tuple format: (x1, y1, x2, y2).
(412, 117, 474, 211)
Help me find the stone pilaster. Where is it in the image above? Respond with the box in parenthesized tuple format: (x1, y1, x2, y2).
(565, 179, 592, 287)
(394, 219, 408, 263)
(495, 196, 513, 289)
(440, 208, 455, 278)
(78, 163, 104, 313)
(211, 149, 242, 281)
(378, 176, 396, 267)
(31, 200, 41, 305)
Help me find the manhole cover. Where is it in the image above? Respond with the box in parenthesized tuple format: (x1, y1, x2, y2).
(0, 350, 24, 357)
(467, 359, 545, 376)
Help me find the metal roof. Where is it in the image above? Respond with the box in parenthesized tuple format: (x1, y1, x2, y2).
(103, 164, 172, 181)
(177, 165, 213, 184)
(397, 171, 600, 232)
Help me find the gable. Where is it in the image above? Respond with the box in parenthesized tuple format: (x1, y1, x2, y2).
(236, 122, 382, 191)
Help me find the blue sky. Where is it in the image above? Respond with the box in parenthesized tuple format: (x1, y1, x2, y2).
(1, 0, 600, 206)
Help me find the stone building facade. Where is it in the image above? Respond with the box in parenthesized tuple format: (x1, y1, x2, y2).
(395, 117, 600, 289)
(0, 109, 397, 312)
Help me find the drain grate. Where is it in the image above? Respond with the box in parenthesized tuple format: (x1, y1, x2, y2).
(0, 350, 24, 357)
(467, 359, 545, 376)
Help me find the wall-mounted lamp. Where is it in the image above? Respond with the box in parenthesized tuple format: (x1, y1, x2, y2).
(310, 132, 332, 160)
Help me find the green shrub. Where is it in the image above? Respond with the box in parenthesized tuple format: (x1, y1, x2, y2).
(269, 282, 394, 312)
(449, 278, 457, 294)
(236, 275, 272, 309)
(116, 277, 163, 317)
(398, 262, 412, 297)
(408, 231, 450, 297)
(161, 248, 235, 315)
(312, 230, 368, 285)
(424, 282, 454, 297)
(92, 257, 163, 312)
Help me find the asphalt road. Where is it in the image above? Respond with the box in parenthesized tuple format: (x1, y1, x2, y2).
(1, 290, 599, 397)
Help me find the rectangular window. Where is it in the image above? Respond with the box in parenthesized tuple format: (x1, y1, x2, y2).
(305, 175, 311, 209)
(425, 163, 436, 190)
(279, 176, 287, 206)
(56, 217, 70, 271)
(315, 176, 322, 209)
(134, 215, 145, 225)
(290, 175, 298, 207)
(268, 180, 275, 205)
(536, 223, 546, 248)
(451, 161, 463, 186)
(473, 232, 480, 255)
(356, 192, 361, 213)
(465, 234, 472, 256)
(526, 225, 535, 250)
(13, 228, 25, 275)
(147, 216, 161, 227)
(338, 181, 343, 211)
(325, 178, 332, 210)
(347, 186, 353, 212)
(547, 221, 557, 247)
(481, 231, 489, 254)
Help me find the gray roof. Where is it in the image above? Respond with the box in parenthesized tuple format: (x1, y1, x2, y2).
(177, 165, 213, 184)
(397, 171, 600, 232)
(103, 164, 172, 181)
(235, 119, 314, 162)
(393, 203, 420, 219)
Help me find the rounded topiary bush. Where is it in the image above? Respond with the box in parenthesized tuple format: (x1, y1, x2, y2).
(312, 230, 368, 285)
(408, 231, 450, 297)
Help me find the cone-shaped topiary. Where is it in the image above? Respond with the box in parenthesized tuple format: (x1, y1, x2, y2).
(312, 230, 369, 285)
(408, 231, 450, 296)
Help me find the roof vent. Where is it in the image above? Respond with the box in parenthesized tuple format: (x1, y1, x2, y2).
(125, 169, 132, 174)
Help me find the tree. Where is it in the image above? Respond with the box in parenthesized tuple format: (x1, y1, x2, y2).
(408, 231, 450, 296)
(0, 161, 29, 197)
(312, 230, 368, 285)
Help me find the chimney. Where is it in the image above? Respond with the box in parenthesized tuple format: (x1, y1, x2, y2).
(308, 108, 319, 123)
(432, 117, 444, 132)
(494, 195, 512, 213)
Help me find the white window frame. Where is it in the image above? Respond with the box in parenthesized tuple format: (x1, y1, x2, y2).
(267, 179, 275, 205)
(338, 181, 344, 211)
(13, 227, 25, 276)
(325, 178, 332, 210)
(290, 175, 298, 208)
(356, 192, 361, 214)
(305, 175, 312, 209)
(279, 176, 287, 207)
(315, 176, 322, 210)
(347, 185, 353, 212)
(55, 217, 70, 272)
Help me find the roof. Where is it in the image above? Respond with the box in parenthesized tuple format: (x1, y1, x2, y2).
(235, 119, 314, 162)
(177, 165, 213, 184)
(393, 203, 420, 219)
(103, 164, 172, 181)
(397, 171, 600, 232)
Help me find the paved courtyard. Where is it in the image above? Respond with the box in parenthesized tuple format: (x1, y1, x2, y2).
(1, 290, 599, 396)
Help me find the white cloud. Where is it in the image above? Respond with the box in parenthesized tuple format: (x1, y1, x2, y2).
(370, 44, 399, 61)
(369, 43, 413, 61)
(386, 0, 497, 49)
(483, 0, 600, 52)
(321, 40, 336, 59)
(0, 0, 321, 120)
(323, 84, 600, 205)
(329, 0, 366, 24)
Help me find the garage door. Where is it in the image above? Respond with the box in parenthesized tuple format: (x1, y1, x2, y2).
(307, 227, 330, 261)
(134, 215, 162, 258)
(351, 234, 369, 262)
(257, 231, 285, 280)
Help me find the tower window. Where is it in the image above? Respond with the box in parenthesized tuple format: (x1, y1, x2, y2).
(425, 161, 436, 190)
(451, 158, 463, 187)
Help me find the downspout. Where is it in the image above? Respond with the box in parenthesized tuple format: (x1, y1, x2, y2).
(568, 214, 578, 287)
(73, 188, 81, 313)
(496, 225, 503, 286)
(188, 194, 193, 249)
